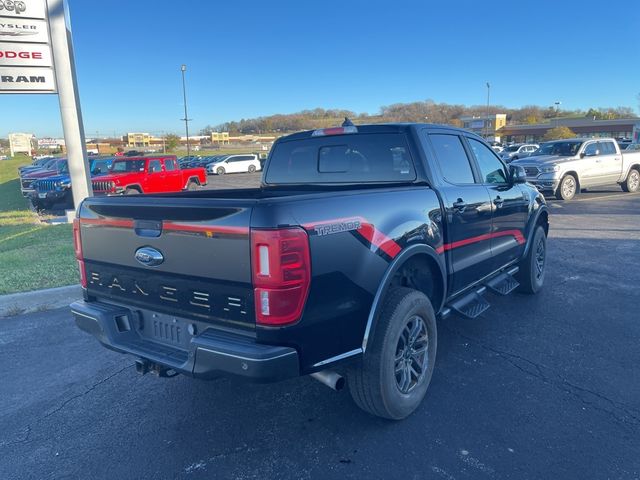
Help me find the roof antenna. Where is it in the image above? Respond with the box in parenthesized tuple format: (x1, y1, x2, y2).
(342, 117, 354, 127)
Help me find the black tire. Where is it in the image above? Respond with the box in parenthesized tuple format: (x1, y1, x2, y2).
(216, 167, 226, 175)
(248, 164, 256, 173)
(555, 174, 577, 200)
(187, 180, 198, 191)
(124, 187, 140, 195)
(347, 287, 437, 420)
(516, 225, 547, 294)
(621, 168, 640, 193)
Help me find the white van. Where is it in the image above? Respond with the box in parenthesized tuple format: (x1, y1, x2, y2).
(207, 154, 262, 175)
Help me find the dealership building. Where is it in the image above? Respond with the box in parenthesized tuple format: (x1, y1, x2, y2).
(460, 114, 507, 141)
(498, 118, 640, 143)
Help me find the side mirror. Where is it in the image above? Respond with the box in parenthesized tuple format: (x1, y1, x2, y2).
(510, 165, 527, 184)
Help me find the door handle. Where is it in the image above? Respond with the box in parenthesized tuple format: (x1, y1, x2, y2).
(452, 199, 467, 213)
(493, 196, 504, 208)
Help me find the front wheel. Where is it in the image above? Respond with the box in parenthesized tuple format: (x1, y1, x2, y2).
(555, 174, 577, 200)
(621, 168, 640, 193)
(516, 225, 547, 294)
(347, 287, 437, 420)
(124, 187, 140, 195)
(216, 167, 226, 175)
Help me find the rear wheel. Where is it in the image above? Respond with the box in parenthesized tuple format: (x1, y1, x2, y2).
(216, 167, 226, 175)
(187, 180, 198, 191)
(516, 225, 547, 294)
(555, 174, 577, 200)
(347, 287, 437, 420)
(621, 168, 640, 193)
(248, 164, 256, 173)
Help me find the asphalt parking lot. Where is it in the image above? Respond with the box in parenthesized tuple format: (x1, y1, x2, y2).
(2, 184, 639, 480)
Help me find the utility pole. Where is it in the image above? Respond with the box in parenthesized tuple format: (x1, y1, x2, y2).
(485, 82, 491, 139)
(180, 65, 191, 158)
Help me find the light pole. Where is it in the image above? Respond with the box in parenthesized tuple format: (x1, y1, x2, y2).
(485, 82, 491, 139)
(554, 101, 561, 127)
(180, 64, 191, 158)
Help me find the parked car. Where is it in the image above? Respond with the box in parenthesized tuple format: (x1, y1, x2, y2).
(624, 143, 640, 152)
(178, 155, 201, 168)
(124, 150, 145, 157)
(19, 157, 57, 175)
(30, 157, 114, 210)
(512, 138, 640, 200)
(500, 144, 539, 162)
(20, 159, 68, 196)
(71, 123, 549, 420)
(617, 138, 632, 150)
(90, 155, 207, 195)
(206, 154, 262, 175)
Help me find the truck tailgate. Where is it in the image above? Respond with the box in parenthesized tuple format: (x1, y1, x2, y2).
(78, 196, 256, 330)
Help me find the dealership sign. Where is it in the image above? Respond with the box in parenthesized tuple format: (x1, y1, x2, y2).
(0, 0, 56, 92)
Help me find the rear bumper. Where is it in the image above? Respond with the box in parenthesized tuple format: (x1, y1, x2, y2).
(70, 300, 299, 382)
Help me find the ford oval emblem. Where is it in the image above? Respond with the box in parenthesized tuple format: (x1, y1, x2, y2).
(135, 247, 164, 267)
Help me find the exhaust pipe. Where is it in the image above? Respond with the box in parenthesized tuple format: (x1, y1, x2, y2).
(310, 370, 345, 391)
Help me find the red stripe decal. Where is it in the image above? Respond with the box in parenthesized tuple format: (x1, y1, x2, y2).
(80, 218, 248, 235)
(436, 229, 525, 254)
(163, 222, 249, 235)
(80, 218, 134, 228)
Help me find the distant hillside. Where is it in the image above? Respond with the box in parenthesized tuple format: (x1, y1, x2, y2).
(200, 101, 637, 135)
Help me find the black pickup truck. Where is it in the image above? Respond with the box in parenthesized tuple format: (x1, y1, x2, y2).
(71, 123, 549, 419)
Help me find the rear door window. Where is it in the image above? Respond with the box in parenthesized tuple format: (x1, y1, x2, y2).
(265, 133, 416, 184)
(428, 134, 475, 184)
(599, 141, 617, 155)
(164, 158, 178, 171)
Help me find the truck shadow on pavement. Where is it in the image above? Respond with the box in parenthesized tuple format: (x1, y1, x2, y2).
(1, 236, 639, 480)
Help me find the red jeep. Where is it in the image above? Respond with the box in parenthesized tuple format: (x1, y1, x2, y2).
(92, 156, 206, 195)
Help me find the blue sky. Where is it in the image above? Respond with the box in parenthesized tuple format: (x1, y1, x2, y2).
(1, 0, 639, 137)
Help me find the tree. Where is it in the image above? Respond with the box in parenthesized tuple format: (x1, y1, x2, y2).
(542, 126, 576, 141)
(164, 133, 180, 151)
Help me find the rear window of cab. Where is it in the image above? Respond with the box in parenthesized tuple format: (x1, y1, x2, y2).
(265, 133, 416, 184)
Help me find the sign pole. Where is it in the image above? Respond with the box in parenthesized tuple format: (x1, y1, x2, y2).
(47, 0, 92, 210)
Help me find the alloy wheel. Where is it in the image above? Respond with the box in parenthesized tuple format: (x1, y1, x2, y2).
(394, 315, 429, 394)
(562, 177, 576, 199)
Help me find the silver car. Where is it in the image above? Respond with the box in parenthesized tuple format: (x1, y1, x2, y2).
(500, 144, 539, 163)
(511, 138, 640, 200)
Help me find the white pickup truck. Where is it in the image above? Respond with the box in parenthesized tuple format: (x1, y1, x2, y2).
(512, 138, 640, 200)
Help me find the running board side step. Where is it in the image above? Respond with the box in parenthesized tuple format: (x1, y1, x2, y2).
(486, 268, 520, 296)
(448, 288, 490, 319)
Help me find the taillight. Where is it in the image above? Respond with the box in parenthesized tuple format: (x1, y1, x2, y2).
(251, 227, 311, 326)
(72, 218, 87, 288)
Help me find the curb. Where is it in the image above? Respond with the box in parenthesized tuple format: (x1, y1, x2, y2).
(0, 284, 82, 318)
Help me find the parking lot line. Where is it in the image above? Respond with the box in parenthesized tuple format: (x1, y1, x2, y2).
(549, 192, 640, 203)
